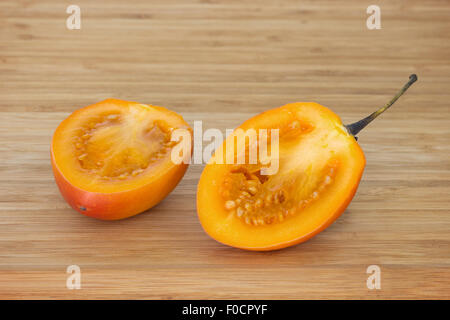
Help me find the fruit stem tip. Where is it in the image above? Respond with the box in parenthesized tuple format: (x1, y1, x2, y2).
(345, 74, 418, 137)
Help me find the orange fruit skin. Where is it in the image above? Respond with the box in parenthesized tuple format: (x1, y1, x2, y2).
(51, 99, 191, 220)
(197, 168, 363, 251)
(51, 152, 189, 220)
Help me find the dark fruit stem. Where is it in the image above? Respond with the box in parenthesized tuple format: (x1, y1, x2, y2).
(345, 74, 418, 137)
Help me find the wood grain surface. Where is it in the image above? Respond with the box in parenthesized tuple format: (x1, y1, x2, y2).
(0, 0, 449, 299)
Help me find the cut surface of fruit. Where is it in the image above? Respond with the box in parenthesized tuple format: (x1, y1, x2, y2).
(51, 99, 192, 220)
(197, 102, 365, 251)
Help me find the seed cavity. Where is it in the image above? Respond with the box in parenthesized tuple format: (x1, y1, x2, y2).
(74, 112, 176, 180)
(221, 161, 338, 226)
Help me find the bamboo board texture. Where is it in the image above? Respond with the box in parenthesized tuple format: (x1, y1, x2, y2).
(0, 0, 449, 299)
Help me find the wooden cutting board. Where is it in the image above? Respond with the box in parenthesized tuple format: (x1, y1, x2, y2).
(0, 0, 449, 299)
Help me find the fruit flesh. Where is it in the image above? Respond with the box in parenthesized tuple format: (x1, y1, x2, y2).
(51, 99, 191, 220)
(197, 102, 365, 250)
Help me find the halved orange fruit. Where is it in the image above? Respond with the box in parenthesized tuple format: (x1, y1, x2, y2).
(197, 102, 365, 250)
(197, 75, 417, 251)
(51, 99, 192, 220)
